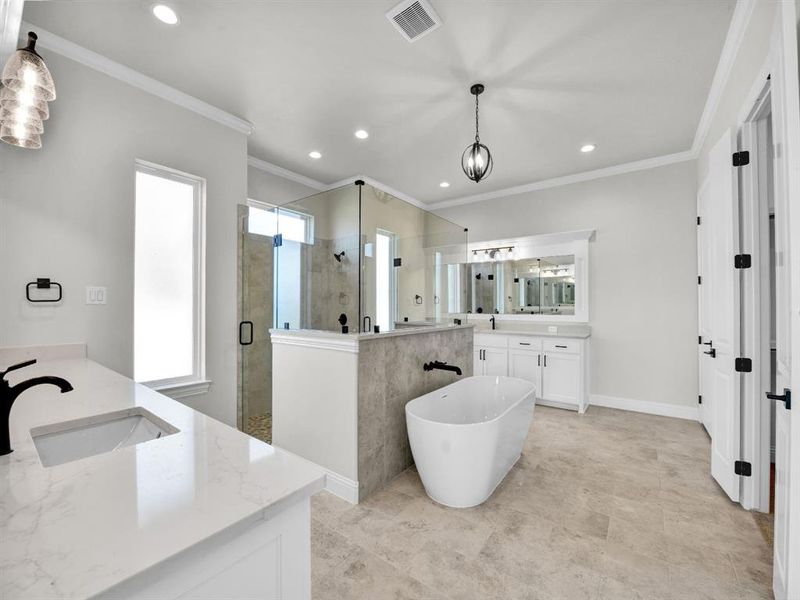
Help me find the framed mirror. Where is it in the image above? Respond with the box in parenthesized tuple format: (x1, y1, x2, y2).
(448, 230, 594, 322)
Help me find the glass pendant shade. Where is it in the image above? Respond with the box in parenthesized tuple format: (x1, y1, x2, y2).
(0, 123, 41, 149)
(0, 85, 49, 120)
(0, 106, 44, 133)
(461, 141, 493, 183)
(1, 32, 56, 102)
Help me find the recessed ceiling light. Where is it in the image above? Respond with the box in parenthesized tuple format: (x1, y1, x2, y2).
(354, 129, 369, 140)
(439, 182, 450, 188)
(308, 151, 322, 159)
(580, 144, 596, 153)
(152, 4, 179, 24)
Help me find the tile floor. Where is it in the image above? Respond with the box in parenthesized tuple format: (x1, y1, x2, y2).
(310, 405, 774, 600)
(244, 412, 272, 444)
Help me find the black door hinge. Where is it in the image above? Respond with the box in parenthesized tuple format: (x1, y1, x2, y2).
(698, 276, 702, 285)
(698, 395, 702, 405)
(733, 151, 750, 167)
(273, 233, 283, 247)
(698, 336, 703, 345)
(735, 358, 753, 372)
(734, 461, 752, 476)
(734, 254, 752, 269)
(697, 216, 701, 225)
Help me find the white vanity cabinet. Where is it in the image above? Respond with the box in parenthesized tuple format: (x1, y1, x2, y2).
(475, 332, 589, 412)
(474, 334, 510, 376)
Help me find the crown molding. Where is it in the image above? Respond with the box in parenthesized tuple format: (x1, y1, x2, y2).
(23, 21, 254, 136)
(324, 175, 426, 208)
(690, 0, 755, 156)
(247, 155, 326, 191)
(429, 150, 695, 210)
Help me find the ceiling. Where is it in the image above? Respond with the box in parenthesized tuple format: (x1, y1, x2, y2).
(23, 1, 735, 204)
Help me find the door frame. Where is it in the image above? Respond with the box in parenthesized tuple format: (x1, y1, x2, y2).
(736, 3, 800, 596)
(737, 74, 773, 513)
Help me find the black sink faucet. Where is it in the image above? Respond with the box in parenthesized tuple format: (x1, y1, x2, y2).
(423, 361, 462, 376)
(490, 315, 496, 330)
(1, 359, 73, 456)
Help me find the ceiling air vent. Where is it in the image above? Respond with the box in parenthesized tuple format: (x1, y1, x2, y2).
(386, 0, 442, 43)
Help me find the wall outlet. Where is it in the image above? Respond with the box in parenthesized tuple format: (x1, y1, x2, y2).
(548, 325, 558, 333)
(86, 286, 107, 305)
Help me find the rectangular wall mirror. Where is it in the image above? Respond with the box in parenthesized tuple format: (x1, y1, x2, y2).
(445, 231, 593, 322)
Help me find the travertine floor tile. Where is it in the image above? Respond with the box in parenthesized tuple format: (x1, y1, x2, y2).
(311, 405, 774, 600)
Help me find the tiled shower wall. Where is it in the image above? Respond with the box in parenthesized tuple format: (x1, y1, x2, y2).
(356, 326, 474, 500)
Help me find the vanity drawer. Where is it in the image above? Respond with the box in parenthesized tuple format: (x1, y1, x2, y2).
(507, 336, 542, 351)
(543, 339, 580, 354)
(475, 333, 508, 349)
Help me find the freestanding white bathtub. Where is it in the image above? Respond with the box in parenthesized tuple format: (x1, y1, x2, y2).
(405, 376, 536, 508)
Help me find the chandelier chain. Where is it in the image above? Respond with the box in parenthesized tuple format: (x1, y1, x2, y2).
(474, 93, 480, 143)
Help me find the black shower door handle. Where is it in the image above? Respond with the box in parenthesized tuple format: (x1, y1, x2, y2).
(239, 321, 254, 345)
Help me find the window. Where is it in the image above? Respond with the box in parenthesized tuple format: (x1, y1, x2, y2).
(246, 200, 314, 329)
(134, 161, 205, 389)
(246, 200, 314, 244)
(376, 229, 397, 331)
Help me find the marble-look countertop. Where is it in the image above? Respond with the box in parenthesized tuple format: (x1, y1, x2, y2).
(0, 358, 325, 599)
(472, 324, 591, 339)
(270, 322, 474, 343)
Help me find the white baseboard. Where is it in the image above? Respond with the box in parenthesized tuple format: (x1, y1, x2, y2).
(589, 394, 700, 422)
(324, 470, 359, 504)
(271, 445, 359, 504)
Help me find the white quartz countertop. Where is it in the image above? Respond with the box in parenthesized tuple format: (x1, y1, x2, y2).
(473, 325, 591, 339)
(270, 322, 474, 342)
(0, 358, 325, 599)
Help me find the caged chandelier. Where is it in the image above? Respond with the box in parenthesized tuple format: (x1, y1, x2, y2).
(0, 32, 56, 149)
(461, 83, 493, 183)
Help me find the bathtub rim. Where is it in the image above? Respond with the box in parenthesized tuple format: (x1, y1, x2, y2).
(405, 375, 536, 428)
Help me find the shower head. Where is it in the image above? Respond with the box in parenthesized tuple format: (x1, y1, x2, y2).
(334, 251, 346, 262)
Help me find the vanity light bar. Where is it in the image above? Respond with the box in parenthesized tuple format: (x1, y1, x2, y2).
(472, 246, 514, 256)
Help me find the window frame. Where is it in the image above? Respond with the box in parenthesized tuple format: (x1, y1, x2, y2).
(375, 228, 398, 331)
(246, 198, 315, 244)
(134, 159, 207, 394)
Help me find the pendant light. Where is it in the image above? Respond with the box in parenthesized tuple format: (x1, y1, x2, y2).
(461, 83, 493, 183)
(0, 32, 55, 149)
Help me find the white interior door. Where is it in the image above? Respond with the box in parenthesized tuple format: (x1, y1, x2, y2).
(768, 3, 798, 596)
(707, 128, 741, 502)
(698, 178, 714, 433)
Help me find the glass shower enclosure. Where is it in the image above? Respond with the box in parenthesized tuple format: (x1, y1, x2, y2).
(238, 181, 468, 442)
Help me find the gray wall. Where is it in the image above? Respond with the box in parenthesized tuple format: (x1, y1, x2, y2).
(0, 52, 247, 425)
(697, 1, 777, 182)
(436, 160, 698, 408)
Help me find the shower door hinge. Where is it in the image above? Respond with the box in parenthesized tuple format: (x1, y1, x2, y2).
(734, 254, 752, 269)
(697, 275, 702, 285)
(698, 395, 702, 405)
(735, 358, 753, 373)
(734, 461, 752, 477)
(732, 151, 750, 167)
(273, 234, 283, 247)
(697, 216, 701, 225)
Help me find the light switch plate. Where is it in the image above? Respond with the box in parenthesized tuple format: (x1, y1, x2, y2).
(86, 286, 107, 305)
(548, 325, 558, 333)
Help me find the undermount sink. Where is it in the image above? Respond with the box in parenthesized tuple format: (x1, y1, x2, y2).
(31, 408, 179, 467)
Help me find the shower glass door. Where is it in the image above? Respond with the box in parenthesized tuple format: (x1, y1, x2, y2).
(238, 203, 275, 443)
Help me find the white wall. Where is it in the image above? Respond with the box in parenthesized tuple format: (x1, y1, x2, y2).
(435, 160, 698, 408)
(0, 52, 247, 425)
(248, 166, 319, 207)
